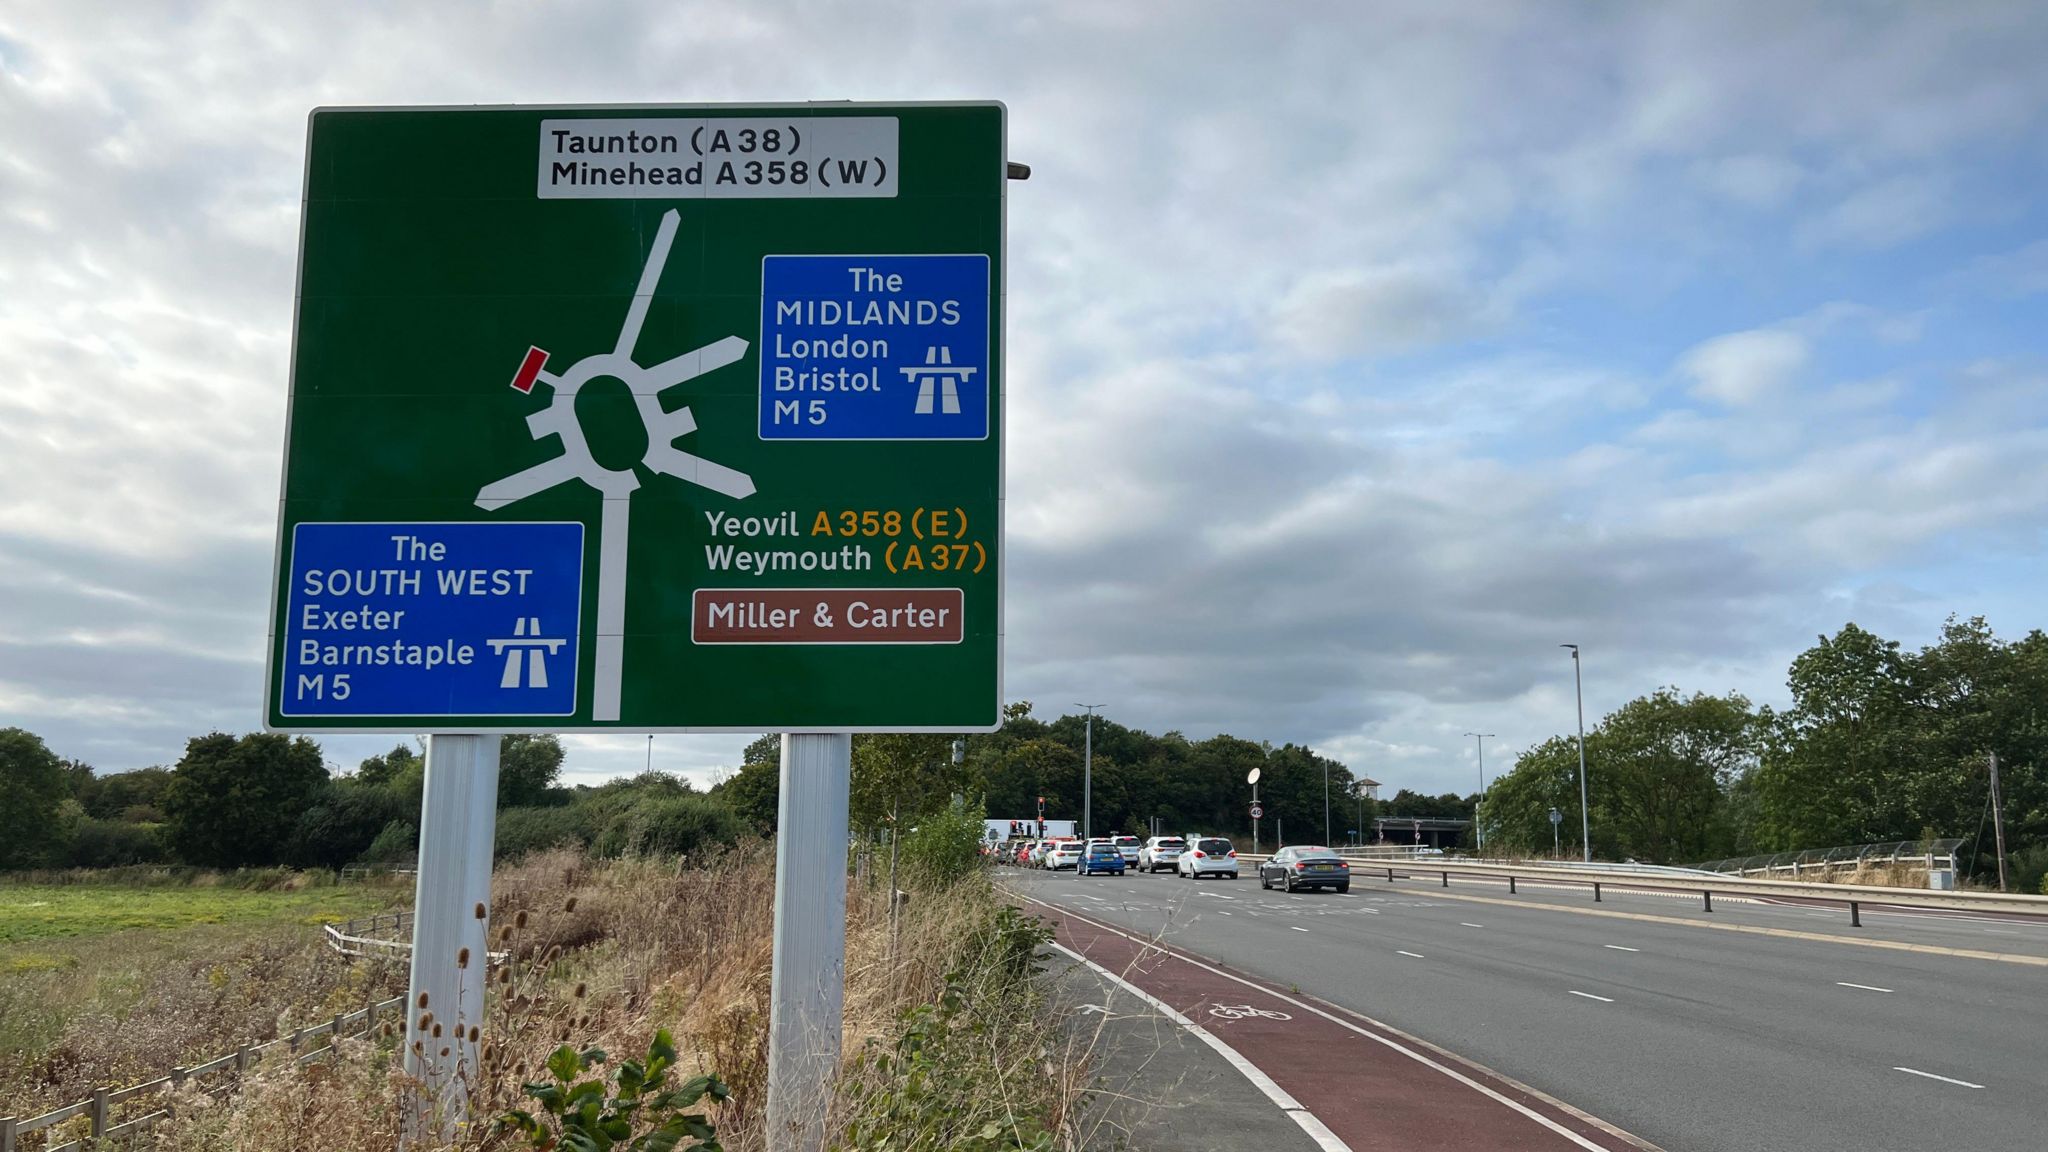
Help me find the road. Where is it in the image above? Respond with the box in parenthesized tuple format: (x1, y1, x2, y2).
(1005, 866, 2048, 1152)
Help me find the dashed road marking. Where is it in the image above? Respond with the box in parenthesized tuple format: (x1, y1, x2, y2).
(1461, 922, 1485, 929)
(1894, 1066, 1982, 1088)
(1836, 981, 1893, 993)
(1568, 991, 1614, 1003)
(1603, 945, 1639, 953)
(1291, 926, 1310, 933)
(1397, 950, 1425, 958)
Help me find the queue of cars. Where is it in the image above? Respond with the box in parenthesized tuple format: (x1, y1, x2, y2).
(997, 832, 1240, 880)
(998, 833, 1353, 894)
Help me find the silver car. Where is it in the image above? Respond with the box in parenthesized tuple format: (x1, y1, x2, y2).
(1176, 836, 1239, 879)
(1138, 836, 1188, 873)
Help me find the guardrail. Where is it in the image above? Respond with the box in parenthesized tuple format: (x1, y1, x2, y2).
(1227, 855, 2048, 925)
(0, 995, 406, 1152)
(320, 910, 506, 966)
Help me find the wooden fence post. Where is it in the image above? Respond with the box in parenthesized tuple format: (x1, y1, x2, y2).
(91, 1086, 110, 1141)
(2, 1114, 18, 1152)
(331, 1014, 345, 1056)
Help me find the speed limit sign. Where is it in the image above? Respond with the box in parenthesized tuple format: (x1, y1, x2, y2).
(1250, 803, 1264, 819)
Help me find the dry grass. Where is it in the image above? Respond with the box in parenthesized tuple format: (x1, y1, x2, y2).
(137, 845, 1095, 1152)
(0, 881, 410, 1134)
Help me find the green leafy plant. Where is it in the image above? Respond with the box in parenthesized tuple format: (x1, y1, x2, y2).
(500, 1027, 728, 1152)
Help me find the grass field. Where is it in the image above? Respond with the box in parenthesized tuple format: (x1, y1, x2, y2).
(0, 883, 397, 950)
(0, 875, 411, 1121)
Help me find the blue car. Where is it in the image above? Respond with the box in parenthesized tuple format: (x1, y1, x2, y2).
(1079, 842, 1126, 876)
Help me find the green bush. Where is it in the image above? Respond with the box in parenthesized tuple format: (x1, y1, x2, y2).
(62, 818, 166, 868)
(360, 819, 418, 864)
(499, 1028, 728, 1151)
(496, 805, 588, 860)
(590, 794, 743, 859)
(898, 796, 987, 889)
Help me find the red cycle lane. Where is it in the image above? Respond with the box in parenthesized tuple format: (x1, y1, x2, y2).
(1040, 899, 1660, 1152)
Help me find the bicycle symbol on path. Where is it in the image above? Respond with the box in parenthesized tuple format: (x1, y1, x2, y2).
(1206, 1004, 1292, 1022)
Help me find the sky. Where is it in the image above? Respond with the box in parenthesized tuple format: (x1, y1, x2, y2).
(2, 2, 2046, 795)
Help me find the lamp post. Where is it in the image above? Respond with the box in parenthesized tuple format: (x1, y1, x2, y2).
(645, 734, 653, 774)
(1076, 704, 1105, 841)
(1561, 644, 1590, 863)
(1464, 732, 1494, 854)
(1322, 757, 1331, 846)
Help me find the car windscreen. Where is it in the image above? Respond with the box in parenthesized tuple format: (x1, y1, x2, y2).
(1295, 848, 1341, 860)
(1087, 844, 1118, 855)
(1197, 839, 1232, 854)
(1114, 836, 1140, 846)
(1155, 839, 1186, 849)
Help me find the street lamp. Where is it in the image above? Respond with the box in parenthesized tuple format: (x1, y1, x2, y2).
(1561, 644, 1590, 863)
(1464, 732, 1494, 854)
(1322, 756, 1331, 846)
(1076, 703, 1105, 841)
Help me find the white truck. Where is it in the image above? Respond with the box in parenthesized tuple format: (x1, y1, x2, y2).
(984, 817, 1076, 843)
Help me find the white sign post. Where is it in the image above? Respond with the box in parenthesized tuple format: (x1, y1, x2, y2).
(404, 734, 502, 1140)
(767, 733, 852, 1150)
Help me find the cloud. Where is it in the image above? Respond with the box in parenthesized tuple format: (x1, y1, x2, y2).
(1, 2, 2045, 801)
(1798, 173, 1952, 250)
(1678, 328, 1810, 406)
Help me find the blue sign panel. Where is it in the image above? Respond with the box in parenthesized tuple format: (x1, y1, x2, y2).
(279, 522, 583, 718)
(758, 254, 990, 440)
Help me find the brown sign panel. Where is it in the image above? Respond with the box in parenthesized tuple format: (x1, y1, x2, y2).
(692, 588, 964, 644)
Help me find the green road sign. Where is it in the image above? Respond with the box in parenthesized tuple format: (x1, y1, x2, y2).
(266, 103, 1005, 733)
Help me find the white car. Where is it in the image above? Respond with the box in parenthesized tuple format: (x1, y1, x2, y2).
(1176, 836, 1239, 879)
(1113, 834, 1143, 865)
(1044, 841, 1083, 870)
(1138, 836, 1188, 873)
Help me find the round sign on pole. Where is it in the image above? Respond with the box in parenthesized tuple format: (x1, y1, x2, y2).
(1250, 803, 1264, 819)
(1247, 767, 1262, 785)
(1549, 807, 1563, 824)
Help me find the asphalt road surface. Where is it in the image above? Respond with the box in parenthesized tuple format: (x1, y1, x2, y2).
(1006, 866, 2048, 1152)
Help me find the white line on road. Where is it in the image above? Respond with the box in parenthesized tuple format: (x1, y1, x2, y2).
(1290, 926, 1310, 933)
(1894, 1066, 1983, 1089)
(1217, 910, 1234, 916)
(1397, 950, 1425, 958)
(1197, 891, 1238, 900)
(1049, 943, 1353, 1151)
(1360, 907, 1380, 914)
(1602, 945, 1639, 952)
(1836, 981, 1893, 993)
(1033, 900, 1622, 1152)
(1567, 991, 1614, 1003)
(1460, 922, 1485, 929)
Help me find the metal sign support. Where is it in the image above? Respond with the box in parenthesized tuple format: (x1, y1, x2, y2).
(767, 733, 851, 1151)
(404, 734, 501, 1142)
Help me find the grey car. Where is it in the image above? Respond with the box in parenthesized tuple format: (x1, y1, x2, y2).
(1258, 845, 1351, 892)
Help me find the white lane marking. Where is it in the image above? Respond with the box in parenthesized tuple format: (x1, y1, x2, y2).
(1460, 922, 1484, 929)
(1568, 991, 1614, 1003)
(1078, 893, 1107, 901)
(1217, 910, 1234, 916)
(1290, 926, 1310, 933)
(1050, 943, 1353, 1152)
(1034, 901, 1620, 1152)
(1602, 945, 1639, 952)
(1197, 891, 1239, 901)
(1836, 981, 1893, 993)
(1894, 1066, 1983, 1089)
(1397, 950, 1425, 958)
(1359, 907, 1380, 914)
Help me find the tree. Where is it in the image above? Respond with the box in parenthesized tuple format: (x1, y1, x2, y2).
(715, 756, 781, 835)
(1592, 689, 1755, 862)
(0, 728, 68, 868)
(356, 742, 420, 787)
(163, 732, 331, 868)
(499, 734, 566, 808)
(850, 733, 972, 839)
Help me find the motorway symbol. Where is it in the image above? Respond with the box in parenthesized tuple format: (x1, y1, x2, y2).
(1207, 1004, 1291, 1022)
